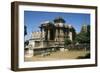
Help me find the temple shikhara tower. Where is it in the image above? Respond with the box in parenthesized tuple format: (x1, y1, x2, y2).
(25, 17, 76, 57)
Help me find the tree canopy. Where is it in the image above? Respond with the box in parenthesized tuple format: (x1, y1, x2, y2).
(75, 25, 90, 44)
(24, 25, 27, 36)
(64, 36, 72, 47)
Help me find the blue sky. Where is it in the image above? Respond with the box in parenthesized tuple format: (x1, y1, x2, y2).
(24, 11, 90, 40)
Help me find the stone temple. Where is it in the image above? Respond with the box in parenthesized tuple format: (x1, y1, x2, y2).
(25, 17, 76, 57)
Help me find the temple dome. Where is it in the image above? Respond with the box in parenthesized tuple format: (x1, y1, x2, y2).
(41, 21, 53, 24)
(54, 16, 65, 23)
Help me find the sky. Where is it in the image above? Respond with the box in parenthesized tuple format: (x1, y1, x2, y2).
(24, 11, 90, 40)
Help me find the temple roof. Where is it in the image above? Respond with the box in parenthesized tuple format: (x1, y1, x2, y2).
(40, 21, 54, 28)
(41, 21, 53, 24)
(54, 16, 65, 23)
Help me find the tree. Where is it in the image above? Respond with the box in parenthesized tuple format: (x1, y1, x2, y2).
(75, 32, 88, 43)
(64, 36, 72, 47)
(24, 25, 28, 47)
(75, 25, 90, 44)
(24, 40, 29, 47)
(24, 25, 27, 36)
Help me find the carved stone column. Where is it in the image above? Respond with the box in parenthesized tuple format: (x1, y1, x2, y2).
(48, 29, 50, 40)
(55, 29, 58, 41)
(69, 31, 72, 41)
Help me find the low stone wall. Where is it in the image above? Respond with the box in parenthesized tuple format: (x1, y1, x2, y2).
(65, 44, 90, 51)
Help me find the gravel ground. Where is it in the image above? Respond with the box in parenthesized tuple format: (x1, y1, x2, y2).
(24, 50, 90, 62)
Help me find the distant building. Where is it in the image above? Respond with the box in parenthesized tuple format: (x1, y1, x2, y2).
(25, 17, 76, 57)
(81, 24, 88, 33)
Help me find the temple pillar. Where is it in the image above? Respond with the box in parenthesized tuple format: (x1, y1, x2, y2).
(69, 31, 72, 41)
(42, 29, 45, 39)
(60, 29, 64, 41)
(48, 29, 50, 40)
(40, 27, 43, 39)
(55, 29, 58, 41)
